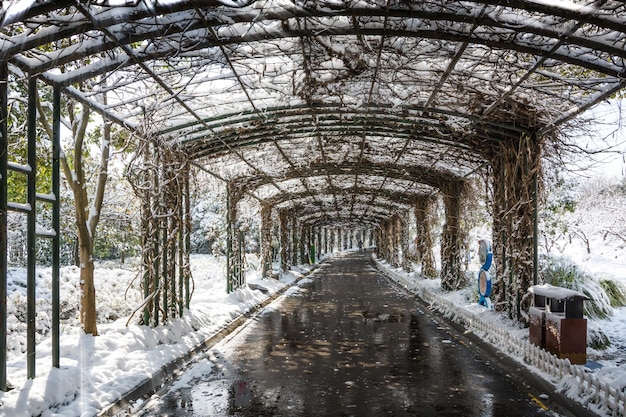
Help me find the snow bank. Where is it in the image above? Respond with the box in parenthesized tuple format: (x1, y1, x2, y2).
(0, 255, 306, 417)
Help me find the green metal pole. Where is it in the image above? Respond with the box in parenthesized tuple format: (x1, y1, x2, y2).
(184, 172, 191, 309)
(27, 76, 37, 379)
(169, 220, 176, 318)
(154, 222, 160, 327)
(52, 84, 61, 368)
(226, 192, 232, 293)
(178, 195, 184, 317)
(162, 220, 168, 321)
(153, 158, 160, 326)
(142, 224, 150, 326)
(533, 163, 539, 286)
(238, 229, 244, 288)
(0, 60, 8, 391)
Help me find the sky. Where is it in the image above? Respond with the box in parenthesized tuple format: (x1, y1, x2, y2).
(567, 99, 626, 180)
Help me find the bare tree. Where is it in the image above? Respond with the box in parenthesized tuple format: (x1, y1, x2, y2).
(38, 92, 109, 336)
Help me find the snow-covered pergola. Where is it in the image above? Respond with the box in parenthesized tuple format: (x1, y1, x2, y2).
(1, 0, 626, 387)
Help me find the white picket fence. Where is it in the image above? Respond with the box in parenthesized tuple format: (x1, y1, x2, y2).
(377, 260, 626, 417)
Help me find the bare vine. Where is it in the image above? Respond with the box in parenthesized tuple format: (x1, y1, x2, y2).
(125, 127, 194, 326)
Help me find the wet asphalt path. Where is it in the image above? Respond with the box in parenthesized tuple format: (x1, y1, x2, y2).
(136, 252, 594, 417)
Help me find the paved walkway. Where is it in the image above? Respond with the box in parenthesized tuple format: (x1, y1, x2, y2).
(136, 252, 594, 416)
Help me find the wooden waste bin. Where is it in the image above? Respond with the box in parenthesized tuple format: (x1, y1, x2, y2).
(528, 284, 589, 365)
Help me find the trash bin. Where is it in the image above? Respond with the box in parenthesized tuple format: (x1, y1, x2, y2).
(528, 284, 590, 365)
(529, 291, 546, 349)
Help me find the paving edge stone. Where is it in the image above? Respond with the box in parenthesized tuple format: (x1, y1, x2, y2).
(97, 264, 320, 417)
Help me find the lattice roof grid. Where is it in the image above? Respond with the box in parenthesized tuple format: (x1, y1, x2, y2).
(1, 0, 625, 226)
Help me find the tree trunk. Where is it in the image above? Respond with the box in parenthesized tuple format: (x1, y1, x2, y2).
(37, 88, 105, 336)
(79, 242, 98, 335)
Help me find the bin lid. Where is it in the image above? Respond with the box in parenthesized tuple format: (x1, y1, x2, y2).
(528, 284, 590, 301)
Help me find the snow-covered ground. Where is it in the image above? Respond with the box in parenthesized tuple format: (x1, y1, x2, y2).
(0, 255, 314, 417)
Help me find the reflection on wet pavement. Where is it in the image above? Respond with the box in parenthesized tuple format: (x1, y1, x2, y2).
(137, 253, 556, 416)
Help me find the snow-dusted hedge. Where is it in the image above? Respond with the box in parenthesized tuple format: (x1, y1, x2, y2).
(540, 254, 615, 320)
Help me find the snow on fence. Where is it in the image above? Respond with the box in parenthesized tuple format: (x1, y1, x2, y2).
(376, 260, 626, 417)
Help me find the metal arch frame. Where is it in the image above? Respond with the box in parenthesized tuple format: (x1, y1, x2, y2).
(265, 187, 424, 209)
(2, 1, 622, 209)
(1, 1, 623, 139)
(269, 192, 414, 223)
(230, 162, 456, 192)
(4, 2, 625, 77)
(0, 60, 7, 392)
(175, 105, 524, 153)
(297, 210, 390, 228)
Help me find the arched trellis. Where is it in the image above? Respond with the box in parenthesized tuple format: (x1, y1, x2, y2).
(2, 0, 626, 389)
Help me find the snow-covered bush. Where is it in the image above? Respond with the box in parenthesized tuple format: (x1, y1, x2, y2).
(540, 254, 613, 320)
(599, 279, 626, 307)
(539, 254, 622, 350)
(190, 197, 226, 254)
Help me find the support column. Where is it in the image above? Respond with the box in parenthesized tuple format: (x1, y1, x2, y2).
(440, 181, 465, 291)
(291, 215, 299, 266)
(415, 196, 437, 277)
(51, 84, 61, 368)
(401, 212, 412, 272)
(261, 203, 272, 278)
(360, 229, 366, 251)
(0, 60, 8, 391)
(385, 220, 392, 263)
(299, 224, 307, 264)
(336, 227, 341, 251)
(377, 222, 386, 260)
(316, 227, 322, 260)
(27, 76, 37, 379)
(279, 209, 289, 271)
(226, 182, 244, 292)
(391, 215, 400, 267)
(490, 133, 543, 321)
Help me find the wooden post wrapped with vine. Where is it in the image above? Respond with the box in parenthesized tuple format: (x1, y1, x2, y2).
(279, 209, 289, 271)
(127, 136, 193, 327)
(414, 196, 437, 277)
(489, 133, 543, 321)
(441, 180, 466, 290)
(378, 220, 387, 261)
(383, 219, 393, 265)
(291, 215, 299, 265)
(299, 224, 308, 264)
(260, 203, 272, 278)
(337, 226, 342, 251)
(316, 227, 322, 261)
(226, 182, 245, 292)
(400, 212, 413, 272)
(391, 215, 400, 268)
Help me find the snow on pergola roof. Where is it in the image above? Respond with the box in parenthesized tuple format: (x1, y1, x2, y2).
(2, 0, 625, 227)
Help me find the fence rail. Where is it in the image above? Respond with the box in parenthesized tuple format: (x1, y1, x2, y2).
(376, 260, 626, 417)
